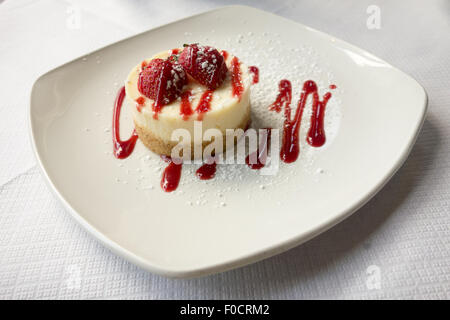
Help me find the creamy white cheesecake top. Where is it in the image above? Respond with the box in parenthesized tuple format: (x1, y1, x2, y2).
(125, 48, 251, 141)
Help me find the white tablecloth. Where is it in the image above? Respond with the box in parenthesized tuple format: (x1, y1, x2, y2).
(0, 0, 449, 299)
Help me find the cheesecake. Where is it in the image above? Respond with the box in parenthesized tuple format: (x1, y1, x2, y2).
(124, 44, 251, 159)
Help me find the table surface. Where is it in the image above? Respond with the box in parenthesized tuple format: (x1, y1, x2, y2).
(1, 0, 449, 299)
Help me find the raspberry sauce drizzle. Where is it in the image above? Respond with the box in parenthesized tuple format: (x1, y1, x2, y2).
(180, 90, 193, 120)
(112, 86, 138, 159)
(135, 96, 145, 112)
(230, 56, 244, 100)
(246, 128, 271, 169)
(270, 80, 332, 163)
(249, 66, 259, 84)
(196, 90, 214, 120)
(220, 50, 229, 61)
(160, 155, 182, 192)
(269, 80, 292, 113)
(307, 88, 331, 147)
(196, 161, 217, 180)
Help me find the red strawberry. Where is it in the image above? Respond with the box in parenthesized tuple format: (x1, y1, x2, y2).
(178, 44, 228, 90)
(138, 58, 187, 108)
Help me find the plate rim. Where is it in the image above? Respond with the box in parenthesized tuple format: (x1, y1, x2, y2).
(29, 5, 428, 278)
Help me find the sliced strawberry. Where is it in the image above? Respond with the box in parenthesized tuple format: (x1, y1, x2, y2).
(178, 44, 228, 90)
(137, 58, 187, 108)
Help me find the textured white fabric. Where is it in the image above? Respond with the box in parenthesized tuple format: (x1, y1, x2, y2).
(0, 0, 449, 299)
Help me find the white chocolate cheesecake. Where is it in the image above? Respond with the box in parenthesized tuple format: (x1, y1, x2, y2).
(124, 47, 251, 158)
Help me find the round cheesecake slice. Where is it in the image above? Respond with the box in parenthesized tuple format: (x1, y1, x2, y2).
(125, 48, 251, 159)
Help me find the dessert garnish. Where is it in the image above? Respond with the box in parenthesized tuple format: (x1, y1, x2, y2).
(195, 159, 217, 180)
(179, 44, 228, 90)
(112, 86, 138, 159)
(195, 90, 214, 120)
(160, 155, 182, 192)
(230, 56, 244, 99)
(179, 90, 194, 120)
(137, 58, 187, 115)
(270, 79, 333, 163)
(249, 66, 259, 84)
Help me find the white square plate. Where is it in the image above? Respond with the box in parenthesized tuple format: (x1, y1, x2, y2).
(30, 6, 427, 277)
